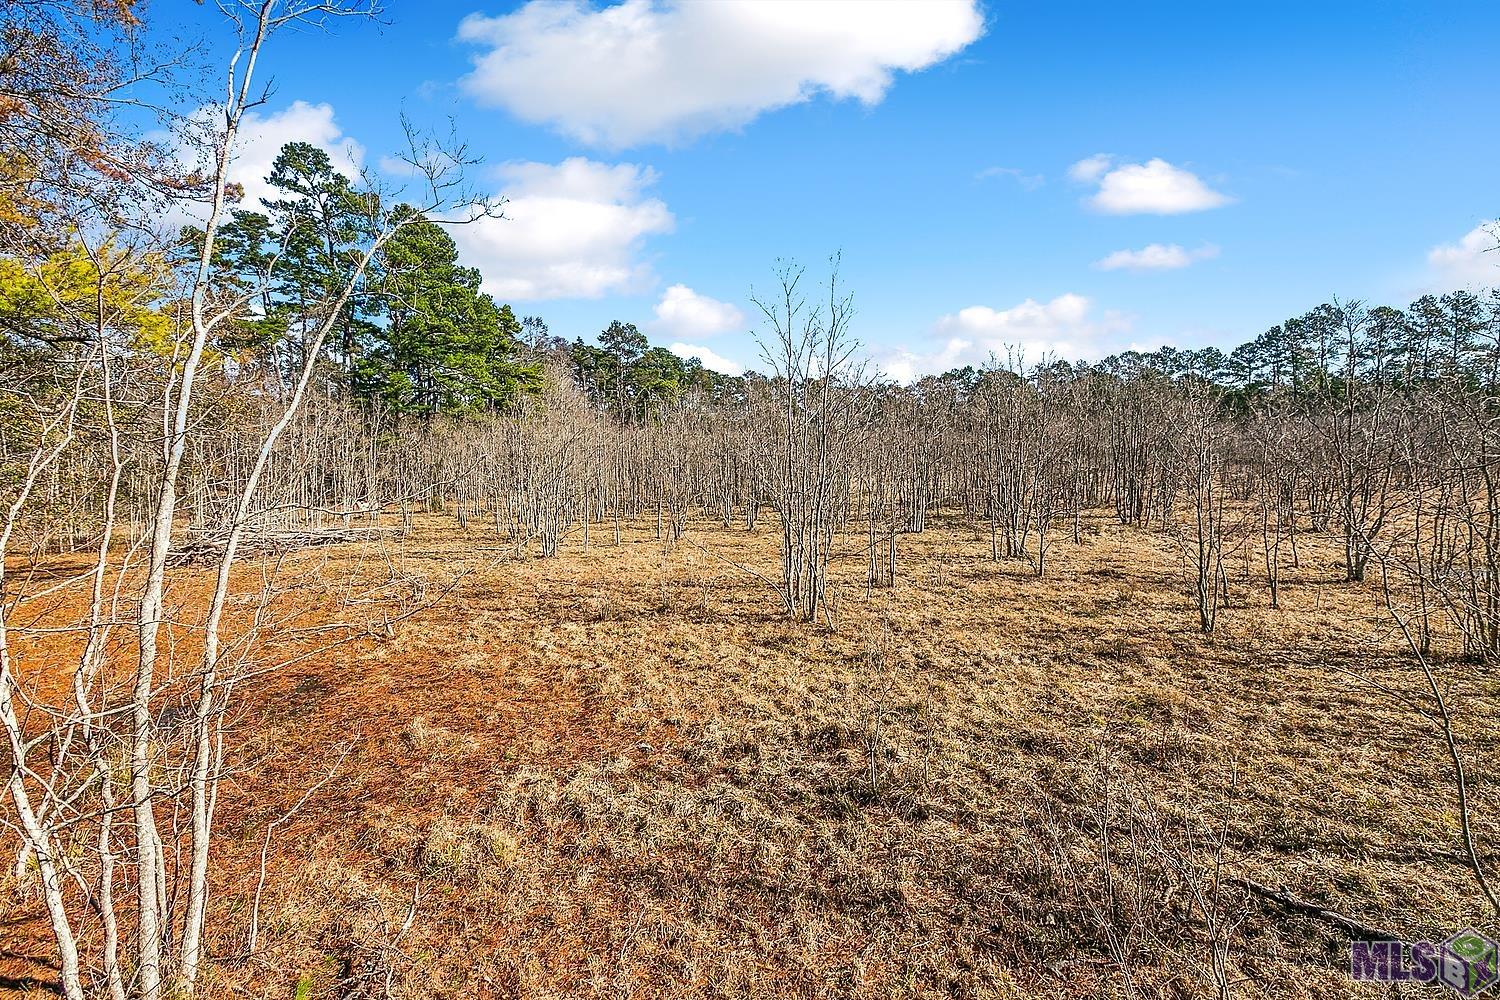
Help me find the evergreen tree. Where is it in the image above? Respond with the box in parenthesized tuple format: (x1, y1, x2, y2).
(1406, 294, 1445, 384)
(598, 319, 648, 415)
(260, 142, 378, 381)
(1441, 289, 1486, 381)
(570, 337, 617, 408)
(357, 214, 540, 414)
(1365, 305, 1407, 387)
(628, 345, 688, 417)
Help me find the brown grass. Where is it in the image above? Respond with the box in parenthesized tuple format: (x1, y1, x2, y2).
(3, 511, 1496, 999)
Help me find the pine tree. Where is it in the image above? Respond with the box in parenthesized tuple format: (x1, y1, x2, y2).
(358, 215, 540, 413)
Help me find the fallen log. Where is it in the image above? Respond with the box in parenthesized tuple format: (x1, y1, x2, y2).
(1229, 877, 1400, 942)
(168, 525, 395, 566)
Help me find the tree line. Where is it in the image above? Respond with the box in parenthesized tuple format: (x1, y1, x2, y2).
(933, 289, 1500, 401)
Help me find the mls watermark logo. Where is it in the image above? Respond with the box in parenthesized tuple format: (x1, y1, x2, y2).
(1351, 929, 1500, 995)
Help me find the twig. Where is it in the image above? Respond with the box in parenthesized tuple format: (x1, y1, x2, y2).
(246, 743, 354, 954)
(1229, 877, 1399, 942)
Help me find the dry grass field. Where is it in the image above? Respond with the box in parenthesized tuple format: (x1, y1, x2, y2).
(4, 511, 1496, 998)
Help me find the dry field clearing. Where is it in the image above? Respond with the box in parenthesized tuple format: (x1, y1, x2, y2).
(3, 512, 1495, 999)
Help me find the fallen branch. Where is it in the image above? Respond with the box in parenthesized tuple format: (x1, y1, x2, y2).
(1229, 877, 1399, 941)
(246, 743, 355, 955)
(169, 526, 395, 566)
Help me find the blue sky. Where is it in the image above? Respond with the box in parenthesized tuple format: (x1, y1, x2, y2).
(157, 0, 1499, 378)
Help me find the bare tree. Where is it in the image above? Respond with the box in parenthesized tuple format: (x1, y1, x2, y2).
(0, 3, 498, 997)
(751, 257, 869, 623)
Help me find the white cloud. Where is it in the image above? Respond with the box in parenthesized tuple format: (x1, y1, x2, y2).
(447, 157, 674, 300)
(878, 337, 973, 384)
(652, 284, 745, 338)
(376, 152, 451, 178)
(229, 102, 365, 209)
(1067, 153, 1113, 183)
(670, 341, 745, 375)
(1069, 155, 1231, 215)
(879, 293, 1136, 380)
(377, 155, 414, 177)
(976, 166, 1043, 190)
(159, 101, 365, 230)
(1095, 243, 1220, 271)
(457, 0, 984, 147)
(1428, 221, 1500, 287)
